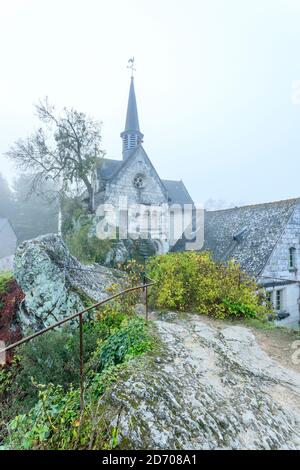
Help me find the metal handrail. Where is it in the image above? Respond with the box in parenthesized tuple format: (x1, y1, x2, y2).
(0, 275, 156, 411)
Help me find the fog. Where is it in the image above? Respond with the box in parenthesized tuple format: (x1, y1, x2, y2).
(1, 0, 300, 207)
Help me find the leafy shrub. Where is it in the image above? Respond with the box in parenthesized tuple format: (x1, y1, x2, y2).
(97, 317, 152, 371)
(61, 197, 113, 265)
(1, 306, 132, 416)
(147, 251, 270, 319)
(61, 197, 85, 236)
(8, 329, 84, 413)
(65, 223, 112, 265)
(0, 272, 13, 295)
(2, 308, 153, 450)
(7, 383, 81, 450)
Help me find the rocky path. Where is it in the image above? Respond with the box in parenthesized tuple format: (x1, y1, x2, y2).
(102, 313, 300, 450)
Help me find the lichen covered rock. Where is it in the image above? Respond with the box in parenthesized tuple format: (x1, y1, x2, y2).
(100, 313, 300, 450)
(104, 240, 130, 266)
(14, 234, 124, 332)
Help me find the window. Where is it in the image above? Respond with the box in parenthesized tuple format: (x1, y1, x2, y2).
(275, 290, 283, 311)
(289, 247, 296, 269)
(133, 174, 145, 189)
(266, 291, 273, 305)
(147, 210, 151, 234)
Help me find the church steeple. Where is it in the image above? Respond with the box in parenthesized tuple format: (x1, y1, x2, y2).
(121, 69, 144, 160)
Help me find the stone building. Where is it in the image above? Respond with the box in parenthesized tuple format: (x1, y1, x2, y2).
(88, 72, 300, 325)
(0, 218, 17, 271)
(173, 198, 300, 327)
(90, 75, 194, 254)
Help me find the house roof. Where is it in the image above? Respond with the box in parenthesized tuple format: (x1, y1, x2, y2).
(162, 179, 194, 206)
(172, 198, 300, 276)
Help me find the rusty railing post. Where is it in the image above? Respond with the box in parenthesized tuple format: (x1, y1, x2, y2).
(145, 284, 148, 322)
(79, 313, 84, 412)
(143, 274, 149, 322)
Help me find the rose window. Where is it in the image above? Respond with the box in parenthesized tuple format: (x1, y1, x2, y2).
(133, 174, 144, 189)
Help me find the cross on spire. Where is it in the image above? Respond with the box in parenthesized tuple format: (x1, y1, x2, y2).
(127, 57, 136, 78)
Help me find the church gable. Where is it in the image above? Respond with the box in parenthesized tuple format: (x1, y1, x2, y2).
(105, 146, 168, 207)
(261, 200, 300, 279)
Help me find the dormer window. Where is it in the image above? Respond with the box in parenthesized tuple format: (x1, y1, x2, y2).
(232, 226, 248, 242)
(289, 247, 296, 270)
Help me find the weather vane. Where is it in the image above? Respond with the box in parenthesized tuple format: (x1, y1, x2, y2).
(127, 57, 136, 78)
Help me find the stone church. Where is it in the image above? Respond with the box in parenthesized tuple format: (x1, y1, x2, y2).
(89, 72, 300, 327)
(92, 75, 194, 254)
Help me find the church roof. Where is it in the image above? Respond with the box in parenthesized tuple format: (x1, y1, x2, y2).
(172, 198, 300, 276)
(124, 77, 140, 132)
(97, 158, 194, 207)
(162, 179, 194, 206)
(97, 158, 123, 180)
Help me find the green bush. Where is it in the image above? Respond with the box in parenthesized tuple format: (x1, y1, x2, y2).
(147, 251, 270, 319)
(65, 224, 112, 264)
(1, 306, 134, 416)
(0, 272, 13, 295)
(61, 197, 113, 265)
(61, 197, 84, 236)
(97, 317, 152, 371)
(2, 308, 153, 450)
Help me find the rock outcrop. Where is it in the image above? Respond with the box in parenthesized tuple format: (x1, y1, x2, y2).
(104, 238, 156, 267)
(101, 313, 300, 450)
(14, 234, 124, 332)
(104, 240, 130, 266)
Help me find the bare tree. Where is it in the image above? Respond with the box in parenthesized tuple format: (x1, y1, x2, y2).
(6, 98, 105, 213)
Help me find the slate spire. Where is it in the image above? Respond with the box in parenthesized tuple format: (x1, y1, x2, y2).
(121, 76, 144, 160)
(125, 77, 140, 132)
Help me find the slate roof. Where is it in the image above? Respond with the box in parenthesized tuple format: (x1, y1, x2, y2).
(97, 158, 123, 180)
(172, 198, 300, 276)
(162, 180, 194, 206)
(97, 160, 194, 207)
(124, 77, 140, 132)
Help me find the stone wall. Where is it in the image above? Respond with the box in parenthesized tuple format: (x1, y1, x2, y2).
(98, 148, 170, 253)
(261, 202, 300, 326)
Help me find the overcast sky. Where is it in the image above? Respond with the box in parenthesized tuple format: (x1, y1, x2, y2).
(1, 0, 300, 207)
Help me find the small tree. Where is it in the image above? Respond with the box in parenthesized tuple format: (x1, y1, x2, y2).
(6, 98, 105, 213)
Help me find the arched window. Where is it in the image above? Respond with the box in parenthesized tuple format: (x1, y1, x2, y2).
(289, 247, 296, 269)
